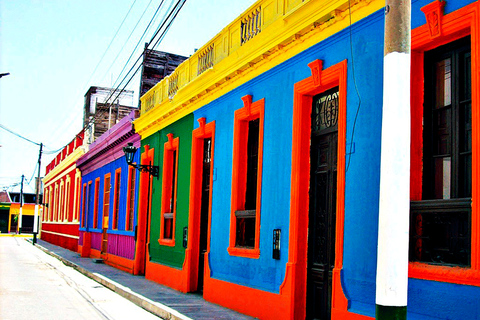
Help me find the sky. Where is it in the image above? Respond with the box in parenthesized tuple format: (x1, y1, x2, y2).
(0, 0, 255, 193)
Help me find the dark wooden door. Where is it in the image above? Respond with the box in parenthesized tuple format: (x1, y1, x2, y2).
(306, 88, 338, 320)
(197, 138, 212, 293)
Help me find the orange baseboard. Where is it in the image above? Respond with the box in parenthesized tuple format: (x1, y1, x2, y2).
(203, 273, 291, 320)
(104, 254, 134, 274)
(145, 259, 188, 292)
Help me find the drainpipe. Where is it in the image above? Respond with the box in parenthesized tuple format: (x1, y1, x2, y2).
(376, 0, 411, 319)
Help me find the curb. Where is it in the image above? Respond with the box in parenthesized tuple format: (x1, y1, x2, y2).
(30, 240, 193, 320)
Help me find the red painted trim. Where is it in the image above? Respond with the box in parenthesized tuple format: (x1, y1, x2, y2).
(112, 168, 121, 230)
(103, 173, 111, 229)
(410, 1, 480, 285)
(287, 60, 348, 320)
(185, 118, 216, 292)
(159, 134, 180, 247)
(81, 183, 87, 228)
(93, 178, 100, 229)
(125, 166, 136, 231)
(133, 145, 155, 275)
(228, 95, 265, 259)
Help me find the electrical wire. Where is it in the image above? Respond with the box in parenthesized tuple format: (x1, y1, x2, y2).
(44, 0, 187, 163)
(345, 0, 362, 173)
(92, 0, 184, 126)
(84, 0, 140, 89)
(0, 123, 41, 146)
(100, 0, 157, 89)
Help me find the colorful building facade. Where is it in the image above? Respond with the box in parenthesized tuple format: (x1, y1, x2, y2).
(42, 132, 85, 252)
(132, 0, 480, 319)
(76, 111, 140, 273)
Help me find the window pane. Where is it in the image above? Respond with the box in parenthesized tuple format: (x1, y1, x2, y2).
(236, 216, 255, 248)
(433, 157, 451, 199)
(433, 108, 451, 155)
(435, 58, 451, 108)
(460, 154, 472, 198)
(245, 119, 259, 210)
(410, 200, 470, 267)
(164, 217, 173, 239)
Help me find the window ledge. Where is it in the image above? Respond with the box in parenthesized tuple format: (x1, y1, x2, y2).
(158, 238, 175, 247)
(409, 262, 480, 286)
(227, 246, 260, 259)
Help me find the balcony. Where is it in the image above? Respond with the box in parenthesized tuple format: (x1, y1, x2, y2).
(138, 0, 378, 130)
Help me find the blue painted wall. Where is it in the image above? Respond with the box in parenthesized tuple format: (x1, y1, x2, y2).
(79, 152, 140, 237)
(193, 0, 480, 318)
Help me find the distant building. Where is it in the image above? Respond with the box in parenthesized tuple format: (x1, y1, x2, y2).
(83, 86, 136, 143)
(0, 190, 42, 233)
(41, 131, 86, 251)
(76, 110, 140, 272)
(139, 46, 188, 99)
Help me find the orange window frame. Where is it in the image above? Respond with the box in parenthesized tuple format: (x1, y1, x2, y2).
(125, 166, 136, 231)
(409, 1, 480, 286)
(159, 133, 179, 246)
(103, 173, 111, 229)
(186, 118, 216, 292)
(112, 168, 121, 230)
(286, 59, 348, 320)
(81, 183, 87, 228)
(93, 178, 100, 229)
(228, 95, 265, 259)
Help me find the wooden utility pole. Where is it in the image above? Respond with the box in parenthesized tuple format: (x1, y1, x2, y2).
(376, 0, 411, 319)
(33, 143, 43, 244)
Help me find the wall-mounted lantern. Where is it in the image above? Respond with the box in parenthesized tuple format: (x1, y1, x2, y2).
(123, 142, 159, 177)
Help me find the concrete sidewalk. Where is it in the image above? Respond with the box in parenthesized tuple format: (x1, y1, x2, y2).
(31, 239, 257, 320)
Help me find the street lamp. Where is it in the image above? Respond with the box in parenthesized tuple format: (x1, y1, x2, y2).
(0, 73, 10, 78)
(123, 142, 159, 177)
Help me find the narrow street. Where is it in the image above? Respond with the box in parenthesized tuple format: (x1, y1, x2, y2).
(0, 237, 162, 320)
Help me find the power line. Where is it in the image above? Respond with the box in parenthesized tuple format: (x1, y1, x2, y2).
(88, 0, 184, 131)
(104, 0, 185, 107)
(84, 0, 140, 88)
(0, 123, 41, 146)
(100, 0, 157, 88)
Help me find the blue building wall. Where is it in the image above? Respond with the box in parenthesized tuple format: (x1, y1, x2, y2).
(79, 152, 140, 237)
(194, 0, 480, 318)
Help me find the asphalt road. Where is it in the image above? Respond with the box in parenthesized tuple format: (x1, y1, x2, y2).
(0, 236, 163, 320)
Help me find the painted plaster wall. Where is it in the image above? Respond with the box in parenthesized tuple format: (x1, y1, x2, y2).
(191, 9, 385, 295)
(79, 153, 139, 237)
(191, 1, 480, 319)
(142, 114, 193, 268)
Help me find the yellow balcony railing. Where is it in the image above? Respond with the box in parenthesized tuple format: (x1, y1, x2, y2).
(140, 0, 371, 116)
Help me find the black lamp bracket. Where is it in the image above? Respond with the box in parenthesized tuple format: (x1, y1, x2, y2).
(130, 163, 159, 178)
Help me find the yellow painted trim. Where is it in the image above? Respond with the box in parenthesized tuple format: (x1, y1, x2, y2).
(135, 0, 383, 138)
(43, 147, 85, 185)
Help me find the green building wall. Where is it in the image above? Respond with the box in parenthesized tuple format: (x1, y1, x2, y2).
(142, 114, 193, 268)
